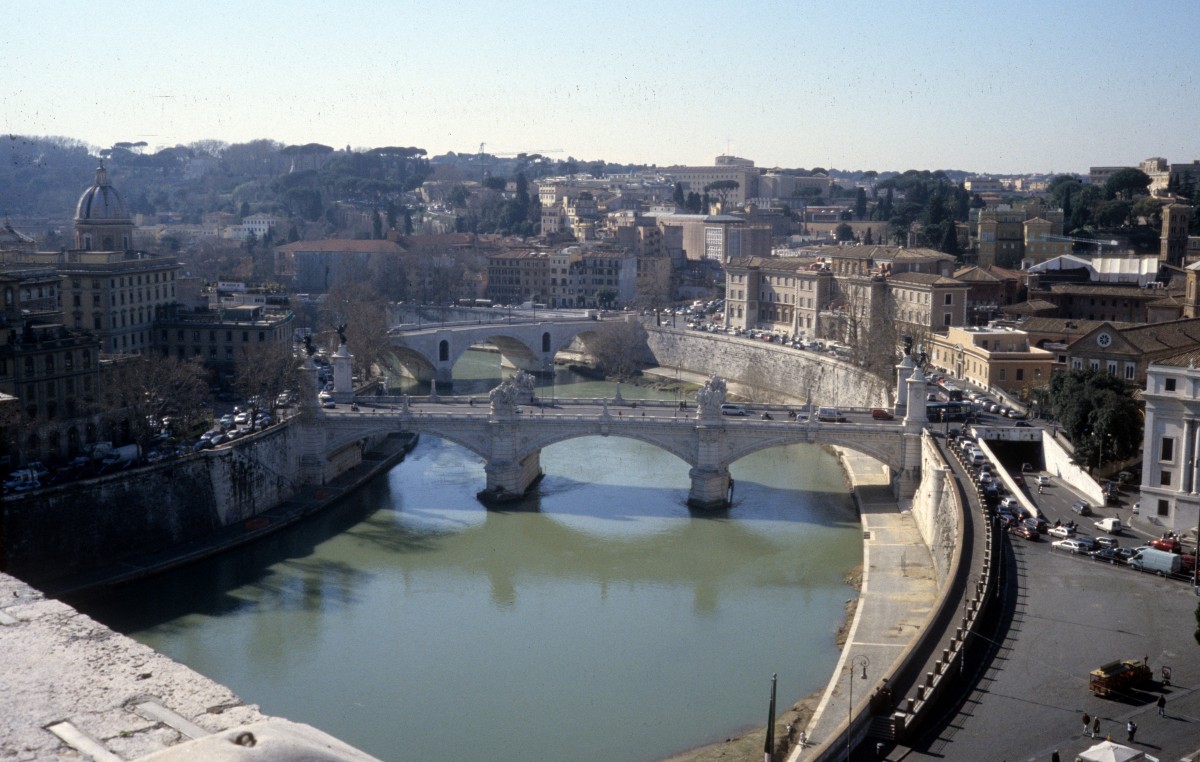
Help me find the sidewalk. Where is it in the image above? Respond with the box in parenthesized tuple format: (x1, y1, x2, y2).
(791, 449, 939, 759)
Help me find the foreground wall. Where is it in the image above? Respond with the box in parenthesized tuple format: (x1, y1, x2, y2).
(643, 328, 890, 408)
(1, 422, 304, 588)
(908, 432, 961, 584)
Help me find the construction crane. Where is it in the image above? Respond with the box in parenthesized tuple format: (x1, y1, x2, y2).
(1036, 233, 1121, 255)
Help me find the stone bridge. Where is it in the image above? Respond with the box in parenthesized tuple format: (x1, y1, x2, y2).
(387, 313, 623, 383)
(303, 368, 931, 510)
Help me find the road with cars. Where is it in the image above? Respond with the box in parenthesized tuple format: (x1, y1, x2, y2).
(885, 431, 1200, 761)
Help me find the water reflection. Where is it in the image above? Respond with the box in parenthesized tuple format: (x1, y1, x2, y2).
(75, 353, 864, 762)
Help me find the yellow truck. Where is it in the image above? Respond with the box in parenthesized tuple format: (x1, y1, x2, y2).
(1089, 659, 1152, 698)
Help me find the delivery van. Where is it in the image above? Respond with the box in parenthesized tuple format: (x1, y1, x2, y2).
(1094, 517, 1124, 534)
(1128, 547, 1182, 575)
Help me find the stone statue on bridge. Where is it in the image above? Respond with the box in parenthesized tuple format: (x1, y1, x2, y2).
(489, 377, 520, 417)
(695, 376, 728, 419)
(511, 369, 536, 398)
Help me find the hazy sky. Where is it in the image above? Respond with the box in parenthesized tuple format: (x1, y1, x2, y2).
(5, 0, 1198, 175)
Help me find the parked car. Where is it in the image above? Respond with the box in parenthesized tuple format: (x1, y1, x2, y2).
(1095, 536, 1120, 549)
(1048, 525, 1076, 539)
(1150, 536, 1183, 553)
(1008, 524, 1039, 540)
(1090, 548, 1124, 564)
(1071, 501, 1092, 516)
(1023, 517, 1049, 534)
(1052, 538, 1090, 554)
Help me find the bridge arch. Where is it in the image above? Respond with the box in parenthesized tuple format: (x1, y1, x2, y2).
(722, 428, 904, 472)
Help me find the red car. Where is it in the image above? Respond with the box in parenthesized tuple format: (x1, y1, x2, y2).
(871, 408, 895, 420)
(1151, 536, 1183, 553)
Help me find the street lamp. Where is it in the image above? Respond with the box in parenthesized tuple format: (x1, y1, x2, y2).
(846, 655, 869, 761)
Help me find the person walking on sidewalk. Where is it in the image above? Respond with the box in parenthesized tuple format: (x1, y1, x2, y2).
(1082, 712, 1091, 737)
(1157, 694, 1166, 717)
(1093, 716, 1101, 738)
(1127, 720, 1137, 742)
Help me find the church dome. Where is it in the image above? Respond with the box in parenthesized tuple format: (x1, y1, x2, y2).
(75, 164, 130, 223)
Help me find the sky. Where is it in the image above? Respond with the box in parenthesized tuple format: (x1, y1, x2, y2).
(4, 0, 1198, 176)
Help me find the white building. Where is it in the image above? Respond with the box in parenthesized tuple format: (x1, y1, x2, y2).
(1140, 349, 1200, 536)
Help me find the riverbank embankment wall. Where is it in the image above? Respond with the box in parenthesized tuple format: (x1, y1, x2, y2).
(643, 328, 891, 408)
(1, 421, 309, 588)
(908, 433, 961, 584)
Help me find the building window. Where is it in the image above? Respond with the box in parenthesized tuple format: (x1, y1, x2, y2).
(1161, 437, 1175, 462)
(1125, 363, 1135, 380)
(1165, 378, 1177, 392)
(1016, 368, 1024, 381)
(1107, 361, 1117, 376)
(1161, 470, 1172, 487)
(1158, 499, 1169, 517)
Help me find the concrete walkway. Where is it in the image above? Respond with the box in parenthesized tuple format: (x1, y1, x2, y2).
(790, 449, 939, 760)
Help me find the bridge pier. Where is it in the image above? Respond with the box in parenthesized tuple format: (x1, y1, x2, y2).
(477, 451, 544, 505)
(687, 466, 732, 511)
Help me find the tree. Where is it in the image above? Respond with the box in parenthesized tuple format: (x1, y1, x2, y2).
(1048, 369, 1141, 470)
(673, 182, 685, 208)
(854, 187, 867, 220)
(835, 222, 854, 241)
(483, 175, 507, 191)
(234, 342, 299, 426)
(100, 354, 210, 451)
(586, 320, 648, 380)
(1103, 168, 1151, 201)
(703, 180, 740, 208)
(320, 280, 394, 379)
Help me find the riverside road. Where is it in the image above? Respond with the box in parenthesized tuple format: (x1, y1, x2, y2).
(885, 439, 1200, 762)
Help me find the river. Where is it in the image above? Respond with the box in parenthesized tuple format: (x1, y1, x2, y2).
(76, 350, 863, 761)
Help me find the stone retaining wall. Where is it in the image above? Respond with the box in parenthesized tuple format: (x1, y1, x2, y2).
(909, 433, 961, 584)
(1, 422, 305, 589)
(644, 328, 891, 408)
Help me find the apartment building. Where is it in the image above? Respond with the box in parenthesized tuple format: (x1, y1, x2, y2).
(155, 303, 294, 373)
(927, 325, 1054, 394)
(723, 256, 833, 336)
(0, 267, 102, 462)
(486, 250, 552, 306)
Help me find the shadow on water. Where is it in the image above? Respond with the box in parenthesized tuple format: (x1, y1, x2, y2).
(72, 477, 403, 633)
(76, 438, 861, 635)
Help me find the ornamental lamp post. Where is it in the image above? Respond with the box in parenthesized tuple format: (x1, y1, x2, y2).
(846, 655, 869, 761)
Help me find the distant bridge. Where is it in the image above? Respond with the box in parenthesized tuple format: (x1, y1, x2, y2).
(386, 310, 624, 384)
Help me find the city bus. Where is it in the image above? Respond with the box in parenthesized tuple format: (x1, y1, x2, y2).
(926, 401, 974, 422)
(936, 381, 964, 402)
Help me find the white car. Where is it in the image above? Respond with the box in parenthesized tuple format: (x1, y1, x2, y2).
(1052, 538, 1089, 554)
(1048, 525, 1076, 539)
(1035, 474, 1051, 486)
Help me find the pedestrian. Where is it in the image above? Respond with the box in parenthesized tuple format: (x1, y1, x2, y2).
(1126, 720, 1137, 742)
(1051, 752, 1060, 762)
(1082, 712, 1091, 737)
(1157, 694, 1166, 716)
(1093, 716, 1100, 738)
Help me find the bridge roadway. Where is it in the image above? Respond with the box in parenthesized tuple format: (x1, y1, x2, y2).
(311, 395, 923, 510)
